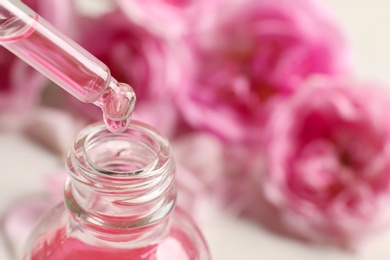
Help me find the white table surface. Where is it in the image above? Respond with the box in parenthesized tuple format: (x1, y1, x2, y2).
(2, 1, 390, 259)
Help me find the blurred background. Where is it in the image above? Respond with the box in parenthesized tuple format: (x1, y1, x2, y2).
(2, 0, 390, 259)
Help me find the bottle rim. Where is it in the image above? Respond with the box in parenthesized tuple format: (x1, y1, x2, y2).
(68, 120, 172, 183)
(63, 120, 176, 230)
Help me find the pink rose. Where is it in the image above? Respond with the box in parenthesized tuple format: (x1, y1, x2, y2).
(115, 0, 221, 38)
(67, 11, 190, 134)
(78, 12, 189, 100)
(177, 0, 351, 141)
(0, 0, 74, 115)
(259, 78, 390, 248)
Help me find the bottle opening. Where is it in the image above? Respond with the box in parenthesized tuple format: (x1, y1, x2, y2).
(65, 120, 175, 229)
(68, 120, 172, 181)
(83, 124, 160, 176)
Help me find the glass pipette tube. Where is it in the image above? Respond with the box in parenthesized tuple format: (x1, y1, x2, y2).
(0, 0, 136, 132)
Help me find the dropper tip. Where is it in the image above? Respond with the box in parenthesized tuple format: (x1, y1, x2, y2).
(100, 81, 136, 133)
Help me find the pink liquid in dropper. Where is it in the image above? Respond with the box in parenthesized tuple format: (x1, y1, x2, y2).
(1, 8, 136, 133)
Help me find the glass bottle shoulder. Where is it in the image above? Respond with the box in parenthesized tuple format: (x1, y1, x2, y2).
(23, 203, 210, 260)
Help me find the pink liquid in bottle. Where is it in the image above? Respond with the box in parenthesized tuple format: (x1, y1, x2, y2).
(0, 2, 136, 132)
(30, 227, 198, 260)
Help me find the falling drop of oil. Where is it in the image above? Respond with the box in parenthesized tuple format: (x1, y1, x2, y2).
(97, 82, 136, 133)
(103, 116, 131, 134)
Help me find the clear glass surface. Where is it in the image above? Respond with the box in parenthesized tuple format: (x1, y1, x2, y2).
(23, 204, 209, 260)
(21, 121, 211, 260)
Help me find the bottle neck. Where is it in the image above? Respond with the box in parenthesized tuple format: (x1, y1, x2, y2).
(64, 121, 176, 242)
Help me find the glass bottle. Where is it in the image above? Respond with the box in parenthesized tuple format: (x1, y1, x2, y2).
(21, 121, 211, 260)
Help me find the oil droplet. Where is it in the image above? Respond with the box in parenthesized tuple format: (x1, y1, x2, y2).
(103, 116, 131, 134)
(99, 82, 136, 133)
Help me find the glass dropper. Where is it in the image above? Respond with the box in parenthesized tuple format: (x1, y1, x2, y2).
(0, 0, 136, 133)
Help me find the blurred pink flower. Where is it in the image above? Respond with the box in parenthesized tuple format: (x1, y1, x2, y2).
(259, 78, 390, 248)
(79, 11, 188, 100)
(178, 0, 352, 141)
(0, 0, 74, 115)
(115, 0, 221, 38)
